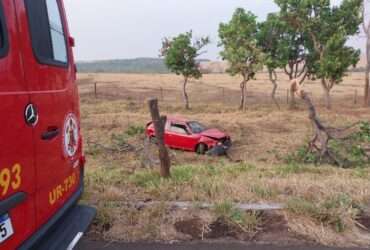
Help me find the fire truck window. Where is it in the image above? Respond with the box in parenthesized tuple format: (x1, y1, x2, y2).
(0, 0, 8, 58)
(25, 0, 68, 66)
(46, 0, 67, 63)
(0, 11, 2, 48)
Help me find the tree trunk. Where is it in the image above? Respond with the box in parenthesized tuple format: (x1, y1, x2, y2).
(321, 79, 332, 110)
(289, 79, 298, 109)
(365, 33, 370, 107)
(148, 98, 171, 178)
(239, 79, 246, 110)
(243, 81, 247, 111)
(365, 66, 370, 107)
(182, 77, 189, 110)
(268, 69, 280, 109)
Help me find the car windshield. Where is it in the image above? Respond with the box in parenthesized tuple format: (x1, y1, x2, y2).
(187, 121, 207, 134)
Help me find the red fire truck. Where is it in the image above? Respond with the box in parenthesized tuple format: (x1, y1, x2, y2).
(0, 0, 95, 249)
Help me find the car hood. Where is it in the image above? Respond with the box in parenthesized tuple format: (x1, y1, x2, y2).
(200, 129, 227, 139)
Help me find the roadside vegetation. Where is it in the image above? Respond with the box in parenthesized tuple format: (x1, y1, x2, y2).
(79, 0, 370, 247)
(79, 72, 370, 247)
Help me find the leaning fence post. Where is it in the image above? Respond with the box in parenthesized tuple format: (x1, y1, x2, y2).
(148, 98, 171, 178)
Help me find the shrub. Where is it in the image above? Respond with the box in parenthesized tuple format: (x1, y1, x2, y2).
(285, 145, 319, 165)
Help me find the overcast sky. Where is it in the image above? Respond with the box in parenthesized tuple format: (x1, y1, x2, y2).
(64, 0, 367, 61)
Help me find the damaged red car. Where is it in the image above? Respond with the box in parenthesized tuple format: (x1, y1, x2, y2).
(146, 117, 231, 154)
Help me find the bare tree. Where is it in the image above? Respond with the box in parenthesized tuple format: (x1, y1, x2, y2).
(363, 0, 370, 107)
(292, 81, 362, 167)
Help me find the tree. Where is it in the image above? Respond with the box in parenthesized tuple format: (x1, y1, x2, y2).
(218, 8, 264, 111)
(257, 14, 283, 108)
(363, 0, 370, 107)
(257, 13, 310, 108)
(276, 0, 363, 109)
(160, 31, 209, 110)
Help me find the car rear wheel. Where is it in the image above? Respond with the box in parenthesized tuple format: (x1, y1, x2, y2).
(196, 143, 207, 155)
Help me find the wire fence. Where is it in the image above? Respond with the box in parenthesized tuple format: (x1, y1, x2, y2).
(78, 77, 365, 109)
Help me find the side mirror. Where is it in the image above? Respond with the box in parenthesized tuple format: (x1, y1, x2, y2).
(69, 36, 75, 47)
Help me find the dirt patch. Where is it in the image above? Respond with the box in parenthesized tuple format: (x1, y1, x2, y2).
(174, 211, 307, 244)
(207, 218, 242, 239)
(174, 217, 248, 240)
(174, 217, 208, 239)
(256, 211, 309, 245)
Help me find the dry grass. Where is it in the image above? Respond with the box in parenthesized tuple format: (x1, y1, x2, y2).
(79, 72, 370, 247)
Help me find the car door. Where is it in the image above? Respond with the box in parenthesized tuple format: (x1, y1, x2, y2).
(166, 123, 186, 149)
(0, 0, 36, 248)
(178, 124, 200, 151)
(15, 0, 80, 228)
(167, 123, 197, 150)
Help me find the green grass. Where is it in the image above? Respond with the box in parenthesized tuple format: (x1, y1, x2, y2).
(352, 167, 370, 179)
(276, 163, 322, 176)
(126, 125, 145, 137)
(225, 162, 256, 176)
(87, 166, 126, 188)
(129, 170, 162, 188)
(171, 165, 196, 184)
(250, 185, 277, 199)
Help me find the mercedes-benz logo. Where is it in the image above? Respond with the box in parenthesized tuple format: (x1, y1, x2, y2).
(25, 104, 38, 126)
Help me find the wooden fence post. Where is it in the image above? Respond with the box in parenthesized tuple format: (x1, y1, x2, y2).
(160, 87, 164, 101)
(354, 90, 358, 105)
(127, 115, 131, 128)
(222, 87, 225, 104)
(94, 82, 98, 99)
(148, 98, 171, 178)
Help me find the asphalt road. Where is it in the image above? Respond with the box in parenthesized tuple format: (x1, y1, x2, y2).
(76, 239, 367, 250)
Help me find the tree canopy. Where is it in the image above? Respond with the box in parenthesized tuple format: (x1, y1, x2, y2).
(275, 0, 362, 109)
(160, 31, 209, 109)
(161, 31, 209, 79)
(218, 8, 264, 110)
(257, 13, 309, 80)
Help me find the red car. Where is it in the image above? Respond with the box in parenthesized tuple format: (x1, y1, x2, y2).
(146, 117, 231, 154)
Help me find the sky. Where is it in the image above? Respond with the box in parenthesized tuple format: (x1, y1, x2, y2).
(64, 0, 367, 61)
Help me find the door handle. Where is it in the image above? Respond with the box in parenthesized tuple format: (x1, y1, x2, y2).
(41, 128, 60, 140)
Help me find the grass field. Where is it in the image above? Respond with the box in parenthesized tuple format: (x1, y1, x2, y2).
(79, 72, 370, 247)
